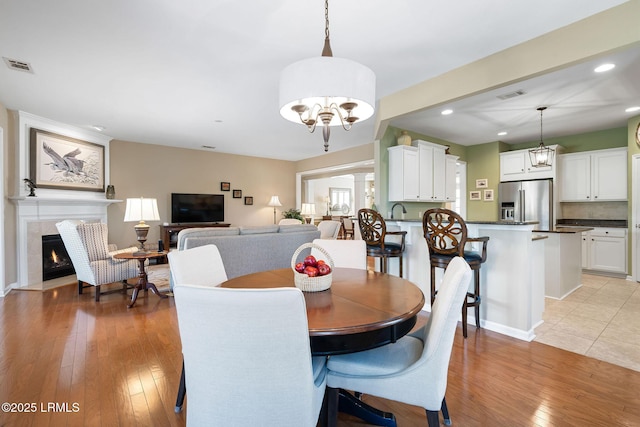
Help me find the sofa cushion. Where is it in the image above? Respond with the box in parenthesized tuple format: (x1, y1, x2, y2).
(177, 227, 240, 250)
(278, 224, 318, 233)
(239, 225, 279, 235)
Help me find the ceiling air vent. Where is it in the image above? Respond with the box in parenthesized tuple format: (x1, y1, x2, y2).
(3, 57, 34, 73)
(496, 89, 526, 100)
(201, 145, 216, 150)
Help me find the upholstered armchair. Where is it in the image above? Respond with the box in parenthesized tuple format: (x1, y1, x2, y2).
(56, 220, 140, 301)
(316, 220, 341, 239)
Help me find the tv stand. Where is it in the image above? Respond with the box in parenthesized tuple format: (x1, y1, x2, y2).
(160, 223, 231, 252)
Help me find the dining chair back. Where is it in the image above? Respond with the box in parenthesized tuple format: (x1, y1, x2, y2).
(168, 244, 228, 288)
(340, 217, 355, 239)
(317, 220, 341, 239)
(168, 244, 228, 413)
(174, 286, 327, 427)
(311, 238, 367, 269)
(357, 208, 407, 277)
(325, 257, 472, 427)
(423, 208, 489, 337)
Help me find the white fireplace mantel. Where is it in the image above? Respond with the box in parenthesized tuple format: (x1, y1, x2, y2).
(11, 196, 122, 289)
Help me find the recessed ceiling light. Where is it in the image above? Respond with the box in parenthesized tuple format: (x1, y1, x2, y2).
(594, 63, 615, 73)
(625, 106, 640, 113)
(91, 125, 105, 132)
(497, 131, 507, 136)
(441, 109, 453, 115)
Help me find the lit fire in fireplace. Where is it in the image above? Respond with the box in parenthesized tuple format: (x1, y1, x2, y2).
(51, 249, 60, 264)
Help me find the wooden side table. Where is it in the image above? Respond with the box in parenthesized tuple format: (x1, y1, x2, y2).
(113, 251, 169, 308)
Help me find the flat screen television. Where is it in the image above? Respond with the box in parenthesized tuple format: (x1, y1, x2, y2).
(171, 193, 224, 224)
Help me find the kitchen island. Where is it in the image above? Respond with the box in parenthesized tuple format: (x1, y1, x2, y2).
(533, 226, 592, 299)
(384, 219, 549, 341)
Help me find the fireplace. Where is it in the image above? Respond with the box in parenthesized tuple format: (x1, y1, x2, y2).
(41, 234, 75, 281)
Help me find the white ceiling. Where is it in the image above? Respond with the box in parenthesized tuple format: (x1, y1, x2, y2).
(0, 0, 636, 161)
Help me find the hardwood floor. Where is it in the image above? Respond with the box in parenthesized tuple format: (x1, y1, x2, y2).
(1, 282, 639, 426)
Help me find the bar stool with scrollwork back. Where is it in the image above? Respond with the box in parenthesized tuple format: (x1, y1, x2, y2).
(358, 208, 407, 277)
(423, 208, 489, 338)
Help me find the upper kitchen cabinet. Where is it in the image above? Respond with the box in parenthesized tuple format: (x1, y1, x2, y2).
(388, 140, 457, 202)
(559, 147, 627, 202)
(499, 145, 560, 182)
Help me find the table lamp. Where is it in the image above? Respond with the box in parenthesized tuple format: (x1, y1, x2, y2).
(300, 203, 316, 224)
(124, 197, 160, 255)
(267, 195, 282, 224)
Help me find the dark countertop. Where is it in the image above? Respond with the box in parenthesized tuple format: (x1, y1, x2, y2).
(533, 226, 593, 234)
(556, 218, 627, 228)
(466, 220, 540, 226)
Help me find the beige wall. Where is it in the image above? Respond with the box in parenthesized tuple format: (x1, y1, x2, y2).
(108, 140, 298, 249)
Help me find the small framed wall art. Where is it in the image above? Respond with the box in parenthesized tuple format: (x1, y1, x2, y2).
(475, 178, 488, 189)
(484, 189, 494, 201)
(233, 189, 242, 198)
(244, 196, 253, 205)
(221, 182, 230, 191)
(470, 190, 481, 201)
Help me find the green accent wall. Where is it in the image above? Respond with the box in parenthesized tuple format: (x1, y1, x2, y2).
(466, 142, 502, 221)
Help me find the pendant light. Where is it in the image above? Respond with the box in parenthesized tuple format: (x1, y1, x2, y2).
(529, 106, 554, 168)
(279, 0, 376, 152)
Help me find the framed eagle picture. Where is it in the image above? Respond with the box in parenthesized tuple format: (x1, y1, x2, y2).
(30, 128, 105, 192)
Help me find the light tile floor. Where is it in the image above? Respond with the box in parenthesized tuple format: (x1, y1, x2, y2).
(534, 273, 640, 372)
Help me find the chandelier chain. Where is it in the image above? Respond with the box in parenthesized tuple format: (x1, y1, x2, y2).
(325, 0, 330, 41)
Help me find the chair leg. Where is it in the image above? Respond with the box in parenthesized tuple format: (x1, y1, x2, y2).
(78, 280, 83, 295)
(474, 269, 481, 328)
(441, 397, 451, 426)
(430, 266, 436, 305)
(462, 299, 468, 338)
(426, 409, 440, 426)
(175, 360, 186, 413)
(94, 285, 101, 302)
(398, 255, 403, 278)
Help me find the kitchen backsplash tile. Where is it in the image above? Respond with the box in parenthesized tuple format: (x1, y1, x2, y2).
(560, 201, 627, 219)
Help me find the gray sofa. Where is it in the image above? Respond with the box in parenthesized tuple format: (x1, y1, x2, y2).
(175, 224, 320, 279)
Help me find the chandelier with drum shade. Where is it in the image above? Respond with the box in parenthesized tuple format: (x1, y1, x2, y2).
(279, 0, 375, 152)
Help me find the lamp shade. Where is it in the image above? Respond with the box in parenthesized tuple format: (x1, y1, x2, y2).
(301, 203, 316, 216)
(279, 56, 375, 126)
(267, 195, 282, 207)
(124, 198, 160, 222)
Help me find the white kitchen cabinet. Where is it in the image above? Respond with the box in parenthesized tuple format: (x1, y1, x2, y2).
(582, 227, 627, 274)
(445, 154, 458, 202)
(499, 146, 558, 182)
(388, 140, 454, 202)
(559, 147, 627, 201)
(388, 145, 419, 201)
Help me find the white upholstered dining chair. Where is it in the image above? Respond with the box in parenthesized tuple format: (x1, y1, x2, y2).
(56, 220, 139, 301)
(311, 238, 367, 269)
(168, 244, 228, 413)
(173, 286, 327, 427)
(325, 256, 472, 427)
(317, 220, 341, 239)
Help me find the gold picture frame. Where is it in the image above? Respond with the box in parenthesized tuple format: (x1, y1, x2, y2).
(30, 128, 105, 192)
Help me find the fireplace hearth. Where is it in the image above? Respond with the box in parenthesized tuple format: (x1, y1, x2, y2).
(42, 234, 75, 281)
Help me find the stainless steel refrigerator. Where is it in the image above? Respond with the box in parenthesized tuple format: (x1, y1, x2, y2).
(498, 179, 553, 230)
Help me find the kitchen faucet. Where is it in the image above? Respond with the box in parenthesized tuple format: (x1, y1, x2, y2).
(390, 202, 407, 219)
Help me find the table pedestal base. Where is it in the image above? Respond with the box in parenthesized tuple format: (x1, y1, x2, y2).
(127, 258, 168, 308)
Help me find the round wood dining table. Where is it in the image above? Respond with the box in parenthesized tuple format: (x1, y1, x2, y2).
(221, 267, 425, 356)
